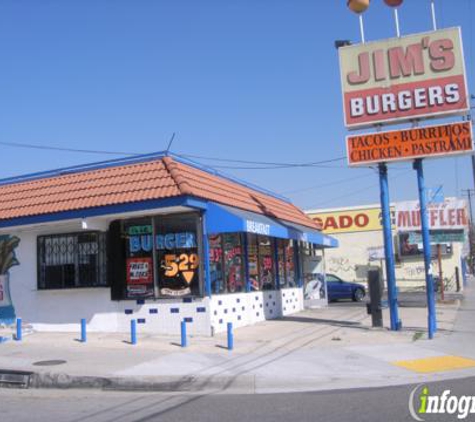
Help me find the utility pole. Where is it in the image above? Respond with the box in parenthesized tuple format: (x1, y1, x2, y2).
(462, 189, 475, 273)
(462, 189, 474, 223)
(468, 95, 475, 190)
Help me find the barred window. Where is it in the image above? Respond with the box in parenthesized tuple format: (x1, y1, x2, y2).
(37, 232, 107, 289)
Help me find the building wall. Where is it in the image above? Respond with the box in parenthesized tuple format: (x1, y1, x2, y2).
(323, 230, 464, 291)
(325, 231, 383, 281)
(4, 219, 304, 335)
(308, 199, 468, 292)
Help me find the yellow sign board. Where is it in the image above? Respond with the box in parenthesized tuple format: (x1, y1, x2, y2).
(307, 207, 395, 234)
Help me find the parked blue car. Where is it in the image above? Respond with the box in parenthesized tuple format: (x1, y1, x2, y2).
(326, 274, 366, 302)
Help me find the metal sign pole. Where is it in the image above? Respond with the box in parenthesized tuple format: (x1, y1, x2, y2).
(413, 159, 437, 339)
(430, 0, 437, 31)
(359, 14, 366, 43)
(378, 163, 400, 331)
(394, 8, 401, 38)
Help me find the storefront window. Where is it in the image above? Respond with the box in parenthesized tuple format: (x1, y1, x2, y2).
(109, 213, 202, 300)
(124, 218, 155, 299)
(209, 235, 224, 294)
(155, 214, 200, 298)
(247, 234, 260, 291)
(38, 232, 107, 290)
(277, 239, 287, 288)
(286, 240, 296, 287)
(223, 233, 244, 293)
(258, 236, 274, 290)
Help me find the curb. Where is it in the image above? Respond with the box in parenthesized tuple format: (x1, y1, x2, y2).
(27, 372, 256, 393)
(3, 367, 475, 394)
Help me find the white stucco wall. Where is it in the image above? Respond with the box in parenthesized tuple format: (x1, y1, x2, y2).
(2, 214, 304, 336)
(6, 225, 213, 335)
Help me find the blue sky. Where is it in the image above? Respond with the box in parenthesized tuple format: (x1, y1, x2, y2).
(0, 0, 474, 211)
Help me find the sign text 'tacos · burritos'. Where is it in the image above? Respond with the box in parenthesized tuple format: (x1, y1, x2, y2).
(347, 121, 473, 166)
(339, 28, 469, 129)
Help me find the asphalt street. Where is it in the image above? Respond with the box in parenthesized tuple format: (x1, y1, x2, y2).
(1, 376, 474, 422)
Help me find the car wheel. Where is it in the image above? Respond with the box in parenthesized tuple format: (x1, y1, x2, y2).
(353, 288, 365, 302)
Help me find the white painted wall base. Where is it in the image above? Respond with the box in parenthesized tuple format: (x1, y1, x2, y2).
(210, 287, 304, 334)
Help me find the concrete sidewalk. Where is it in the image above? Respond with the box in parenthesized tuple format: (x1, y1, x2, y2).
(1, 282, 475, 394)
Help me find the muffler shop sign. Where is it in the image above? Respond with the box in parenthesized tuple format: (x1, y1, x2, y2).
(347, 121, 473, 166)
(339, 28, 468, 129)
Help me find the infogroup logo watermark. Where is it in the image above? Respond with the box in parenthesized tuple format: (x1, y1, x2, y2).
(409, 385, 475, 420)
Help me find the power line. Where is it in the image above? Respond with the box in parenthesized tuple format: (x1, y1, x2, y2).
(281, 165, 411, 195)
(200, 163, 347, 170)
(0, 139, 347, 169)
(175, 152, 346, 168)
(0, 140, 138, 156)
(282, 172, 374, 195)
(306, 170, 413, 209)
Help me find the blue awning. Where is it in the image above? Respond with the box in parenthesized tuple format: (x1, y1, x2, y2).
(205, 203, 338, 248)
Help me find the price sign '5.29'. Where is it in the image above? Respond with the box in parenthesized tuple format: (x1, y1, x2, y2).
(163, 253, 199, 284)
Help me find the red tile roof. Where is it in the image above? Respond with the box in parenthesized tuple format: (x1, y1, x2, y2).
(0, 156, 320, 229)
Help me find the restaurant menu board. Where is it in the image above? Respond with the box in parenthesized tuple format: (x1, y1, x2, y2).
(125, 223, 155, 298)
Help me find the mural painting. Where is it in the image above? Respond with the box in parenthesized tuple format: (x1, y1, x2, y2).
(0, 235, 20, 325)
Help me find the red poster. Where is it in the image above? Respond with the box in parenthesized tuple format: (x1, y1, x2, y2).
(126, 258, 153, 285)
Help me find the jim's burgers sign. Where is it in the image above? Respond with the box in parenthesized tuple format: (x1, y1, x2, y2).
(339, 27, 469, 129)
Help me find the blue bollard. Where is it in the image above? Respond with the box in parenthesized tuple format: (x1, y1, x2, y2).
(80, 318, 87, 343)
(130, 319, 137, 345)
(227, 322, 234, 350)
(181, 320, 187, 347)
(16, 318, 22, 341)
